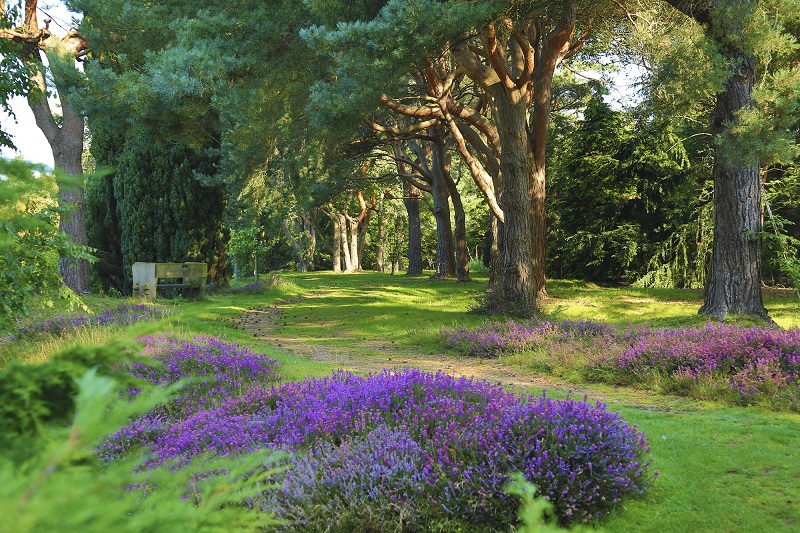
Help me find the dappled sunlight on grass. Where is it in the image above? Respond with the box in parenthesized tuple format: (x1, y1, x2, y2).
(4, 271, 800, 532)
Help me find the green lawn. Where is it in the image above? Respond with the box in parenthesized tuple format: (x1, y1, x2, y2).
(3, 271, 798, 531)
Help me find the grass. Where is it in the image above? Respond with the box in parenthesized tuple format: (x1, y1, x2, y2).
(607, 406, 800, 532)
(3, 271, 799, 531)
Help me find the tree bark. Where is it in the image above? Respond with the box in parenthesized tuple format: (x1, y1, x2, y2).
(375, 192, 387, 272)
(302, 213, 316, 271)
(338, 213, 353, 272)
(700, 52, 768, 319)
(18, 14, 91, 293)
(356, 195, 373, 270)
(489, 215, 502, 289)
(448, 5, 580, 313)
(662, 0, 769, 320)
(331, 209, 342, 273)
(443, 165, 471, 282)
(348, 216, 360, 270)
(431, 161, 456, 278)
(403, 179, 424, 276)
(281, 218, 308, 272)
(495, 89, 537, 313)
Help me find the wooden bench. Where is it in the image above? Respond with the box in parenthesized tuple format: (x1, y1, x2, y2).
(132, 262, 207, 300)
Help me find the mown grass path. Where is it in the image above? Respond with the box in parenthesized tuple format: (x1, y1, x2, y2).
(234, 295, 580, 399)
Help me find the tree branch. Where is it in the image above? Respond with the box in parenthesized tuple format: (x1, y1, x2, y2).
(444, 98, 501, 157)
(484, 22, 516, 92)
(441, 104, 504, 222)
(368, 117, 441, 136)
(380, 95, 441, 118)
(450, 41, 501, 92)
(510, 26, 535, 88)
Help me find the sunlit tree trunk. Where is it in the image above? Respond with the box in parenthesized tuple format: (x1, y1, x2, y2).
(331, 208, 342, 273)
(700, 52, 767, 319)
(3, 2, 91, 293)
(356, 195, 373, 270)
(338, 213, 353, 272)
(375, 192, 387, 272)
(303, 213, 316, 271)
(663, 0, 769, 320)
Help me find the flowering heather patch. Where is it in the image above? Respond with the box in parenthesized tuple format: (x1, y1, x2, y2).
(104, 368, 653, 527)
(447, 320, 800, 409)
(443, 318, 615, 358)
(610, 323, 800, 407)
(263, 426, 427, 531)
(99, 336, 279, 461)
(9, 302, 169, 340)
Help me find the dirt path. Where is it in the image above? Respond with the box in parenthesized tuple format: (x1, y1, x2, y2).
(234, 297, 605, 400)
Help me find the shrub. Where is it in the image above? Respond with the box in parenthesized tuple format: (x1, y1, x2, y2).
(443, 318, 615, 358)
(446, 320, 800, 410)
(105, 368, 654, 527)
(608, 323, 800, 408)
(7, 302, 169, 341)
(264, 425, 427, 532)
(99, 335, 280, 462)
(1, 363, 281, 532)
(0, 342, 145, 463)
(228, 275, 285, 296)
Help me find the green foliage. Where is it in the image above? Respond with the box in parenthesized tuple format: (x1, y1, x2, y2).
(3, 273, 799, 531)
(0, 358, 282, 532)
(0, 4, 34, 149)
(302, 0, 498, 130)
(628, 0, 800, 170)
(504, 473, 565, 533)
(634, 200, 713, 289)
(87, 140, 228, 293)
(549, 98, 701, 283)
(0, 342, 137, 462)
(84, 168, 123, 293)
(0, 159, 93, 332)
(762, 217, 800, 299)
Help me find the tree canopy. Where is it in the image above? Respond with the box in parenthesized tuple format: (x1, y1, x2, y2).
(2, 0, 798, 321)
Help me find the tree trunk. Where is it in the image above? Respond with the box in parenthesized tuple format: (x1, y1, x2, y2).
(700, 51, 768, 320)
(431, 147, 456, 279)
(489, 215, 502, 289)
(357, 203, 372, 270)
(281, 218, 307, 272)
(496, 90, 537, 314)
(303, 214, 316, 271)
(664, 0, 768, 320)
(348, 216, 360, 271)
(27, 37, 90, 294)
(339, 213, 353, 272)
(375, 193, 387, 272)
(443, 168, 471, 282)
(404, 180, 424, 276)
(332, 210, 342, 273)
(530, 66, 558, 301)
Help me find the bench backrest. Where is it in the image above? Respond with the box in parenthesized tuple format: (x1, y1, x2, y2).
(132, 262, 207, 300)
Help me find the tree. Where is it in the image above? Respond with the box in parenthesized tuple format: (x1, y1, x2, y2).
(1, 0, 90, 293)
(549, 95, 703, 282)
(0, 158, 91, 331)
(648, 0, 800, 319)
(304, 0, 602, 313)
(0, 4, 32, 149)
(87, 136, 229, 293)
